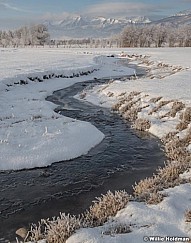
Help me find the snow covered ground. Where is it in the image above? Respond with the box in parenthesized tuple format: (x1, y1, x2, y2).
(66, 47, 191, 243)
(0, 47, 134, 170)
(80, 48, 191, 138)
(1, 47, 191, 242)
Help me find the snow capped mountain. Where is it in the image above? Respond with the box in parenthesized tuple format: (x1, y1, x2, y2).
(44, 10, 191, 39)
(173, 9, 191, 17)
(125, 16, 151, 24)
(154, 9, 191, 26)
(45, 15, 151, 39)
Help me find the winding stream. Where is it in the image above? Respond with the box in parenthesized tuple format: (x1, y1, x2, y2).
(0, 65, 165, 241)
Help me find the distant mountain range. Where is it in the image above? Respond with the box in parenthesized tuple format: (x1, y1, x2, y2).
(152, 9, 191, 26)
(44, 10, 191, 39)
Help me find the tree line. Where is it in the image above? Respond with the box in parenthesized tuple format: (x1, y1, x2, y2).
(119, 24, 191, 47)
(0, 24, 50, 47)
(1, 23, 191, 48)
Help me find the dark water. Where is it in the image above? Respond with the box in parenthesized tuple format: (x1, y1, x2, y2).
(0, 74, 165, 241)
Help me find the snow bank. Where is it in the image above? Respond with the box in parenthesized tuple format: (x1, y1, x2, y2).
(0, 48, 134, 170)
(67, 48, 191, 243)
(0, 118, 104, 170)
(67, 184, 191, 243)
(81, 48, 191, 139)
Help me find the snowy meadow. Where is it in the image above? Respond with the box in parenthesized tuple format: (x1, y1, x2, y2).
(0, 47, 191, 242)
(0, 48, 134, 170)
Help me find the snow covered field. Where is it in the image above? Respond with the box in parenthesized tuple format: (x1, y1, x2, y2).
(0, 47, 191, 242)
(0, 47, 134, 170)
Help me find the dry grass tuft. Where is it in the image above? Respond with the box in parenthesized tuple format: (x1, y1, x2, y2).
(133, 118, 151, 131)
(28, 220, 45, 242)
(119, 98, 141, 113)
(183, 107, 191, 123)
(167, 101, 185, 118)
(112, 98, 128, 111)
(157, 162, 187, 186)
(161, 132, 178, 144)
(28, 214, 81, 243)
(146, 192, 166, 205)
(122, 108, 141, 122)
(165, 139, 189, 161)
(82, 190, 130, 227)
(44, 213, 81, 243)
(133, 161, 187, 202)
(149, 100, 172, 115)
(133, 177, 156, 201)
(177, 107, 191, 131)
(176, 121, 188, 131)
(112, 92, 141, 112)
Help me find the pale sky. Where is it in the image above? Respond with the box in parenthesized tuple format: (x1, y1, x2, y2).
(0, 0, 190, 29)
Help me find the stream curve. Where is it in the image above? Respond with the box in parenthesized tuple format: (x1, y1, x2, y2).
(0, 68, 165, 241)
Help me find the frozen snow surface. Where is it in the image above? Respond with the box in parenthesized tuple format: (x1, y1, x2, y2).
(82, 47, 191, 138)
(0, 47, 134, 170)
(67, 47, 191, 243)
(1, 47, 191, 242)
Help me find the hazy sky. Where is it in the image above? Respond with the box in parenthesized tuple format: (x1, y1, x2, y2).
(0, 0, 191, 29)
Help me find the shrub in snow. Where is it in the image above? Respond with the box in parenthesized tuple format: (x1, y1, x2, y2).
(133, 118, 151, 131)
(157, 162, 187, 187)
(182, 128, 191, 146)
(167, 101, 185, 118)
(119, 98, 141, 113)
(149, 100, 173, 115)
(27, 191, 130, 241)
(133, 161, 186, 203)
(82, 190, 130, 227)
(112, 91, 141, 112)
(133, 177, 157, 201)
(146, 192, 166, 205)
(44, 213, 81, 243)
(176, 121, 188, 131)
(177, 107, 191, 131)
(161, 131, 178, 144)
(165, 136, 190, 162)
(182, 107, 191, 123)
(122, 107, 142, 122)
(112, 98, 127, 111)
(28, 221, 45, 242)
(28, 213, 81, 243)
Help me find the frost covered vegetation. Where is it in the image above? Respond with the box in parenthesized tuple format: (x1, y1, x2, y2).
(1, 22, 191, 49)
(0, 24, 50, 47)
(24, 191, 129, 242)
(120, 25, 191, 47)
(0, 48, 190, 242)
(19, 49, 191, 243)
